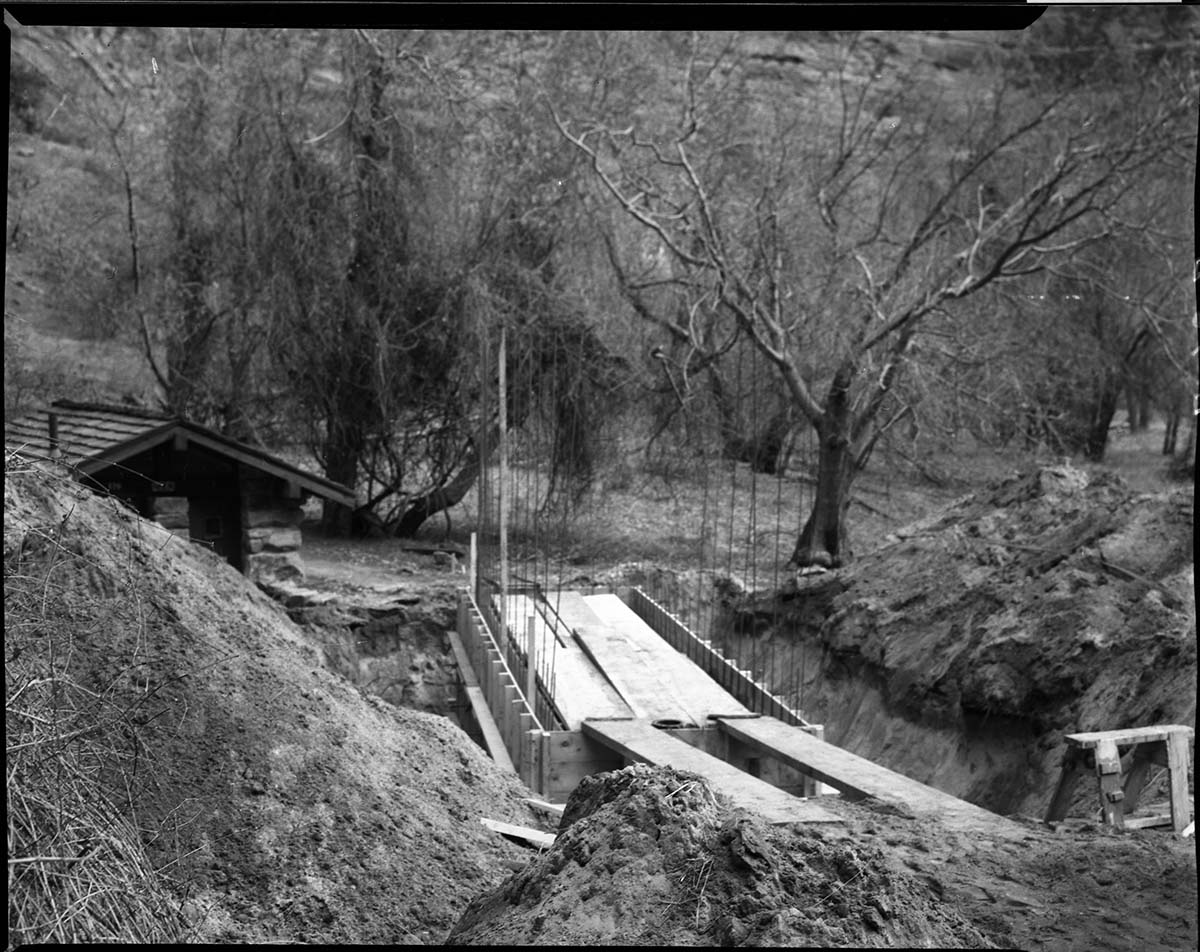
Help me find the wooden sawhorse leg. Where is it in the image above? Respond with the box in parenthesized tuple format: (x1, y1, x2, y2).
(1093, 738, 1125, 828)
(1167, 730, 1192, 834)
(1046, 747, 1090, 825)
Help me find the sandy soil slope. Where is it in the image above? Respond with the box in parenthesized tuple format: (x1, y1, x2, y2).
(448, 763, 1196, 950)
(4, 461, 543, 943)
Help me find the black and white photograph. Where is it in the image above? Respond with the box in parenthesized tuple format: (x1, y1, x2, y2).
(6, 6, 1197, 948)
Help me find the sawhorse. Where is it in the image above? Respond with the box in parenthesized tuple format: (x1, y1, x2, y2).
(1045, 725, 1194, 832)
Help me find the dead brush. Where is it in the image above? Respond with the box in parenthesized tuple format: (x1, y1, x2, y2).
(5, 455, 195, 946)
(677, 854, 716, 930)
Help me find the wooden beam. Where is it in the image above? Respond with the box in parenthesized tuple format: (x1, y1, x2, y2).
(464, 687, 514, 773)
(480, 817, 556, 850)
(717, 715, 1011, 832)
(1167, 729, 1192, 834)
(582, 718, 841, 825)
(525, 798, 566, 817)
(1122, 814, 1174, 830)
(447, 629, 515, 773)
(1065, 725, 1194, 748)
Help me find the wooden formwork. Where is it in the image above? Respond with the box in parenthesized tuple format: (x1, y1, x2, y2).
(626, 587, 822, 731)
(457, 595, 546, 791)
(455, 588, 846, 804)
(456, 593, 621, 801)
(626, 587, 829, 797)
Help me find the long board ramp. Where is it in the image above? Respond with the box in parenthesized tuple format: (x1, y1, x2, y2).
(582, 718, 841, 826)
(505, 594, 631, 728)
(554, 592, 750, 726)
(717, 715, 1017, 834)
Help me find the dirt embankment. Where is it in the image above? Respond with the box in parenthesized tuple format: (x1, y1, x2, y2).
(4, 462, 540, 944)
(448, 763, 994, 947)
(447, 760, 1197, 951)
(714, 466, 1195, 818)
(272, 569, 464, 717)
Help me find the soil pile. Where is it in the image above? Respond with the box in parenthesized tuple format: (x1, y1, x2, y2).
(448, 763, 993, 947)
(3, 461, 539, 944)
(721, 466, 1194, 817)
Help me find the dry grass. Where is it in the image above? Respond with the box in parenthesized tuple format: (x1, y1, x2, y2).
(5, 453, 192, 947)
(438, 419, 1182, 591)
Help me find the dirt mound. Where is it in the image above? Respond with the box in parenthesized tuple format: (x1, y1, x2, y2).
(447, 764, 993, 947)
(4, 460, 540, 943)
(716, 465, 1194, 817)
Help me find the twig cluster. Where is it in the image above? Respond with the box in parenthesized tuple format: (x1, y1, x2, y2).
(5, 457, 193, 947)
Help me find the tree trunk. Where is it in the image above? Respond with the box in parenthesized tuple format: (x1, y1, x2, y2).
(1162, 411, 1180, 456)
(320, 418, 362, 536)
(749, 408, 793, 475)
(394, 432, 495, 538)
(1082, 379, 1121, 462)
(1172, 411, 1196, 478)
(788, 364, 855, 569)
(706, 365, 750, 464)
(1126, 386, 1151, 432)
(707, 366, 793, 475)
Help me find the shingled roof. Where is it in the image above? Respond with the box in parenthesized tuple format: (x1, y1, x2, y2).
(4, 400, 356, 506)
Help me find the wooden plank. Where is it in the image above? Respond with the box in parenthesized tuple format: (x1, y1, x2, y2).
(1045, 750, 1089, 823)
(544, 729, 625, 802)
(480, 817, 556, 850)
(447, 629, 481, 688)
(1065, 725, 1194, 748)
(461, 686, 515, 773)
(1167, 729, 1192, 834)
(578, 593, 751, 724)
(525, 798, 566, 818)
(582, 719, 841, 826)
(553, 593, 653, 720)
(518, 711, 534, 785)
(506, 594, 631, 728)
(1122, 814, 1174, 830)
(1095, 738, 1125, 828)
(717, 715, 1013, 833)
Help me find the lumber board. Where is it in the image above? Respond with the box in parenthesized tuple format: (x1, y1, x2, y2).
(1065, 725, 1194, 748)
(553, 592, 653, 720)
(560, 593, 749, 725)
(448, 629, 516, 772)
(505, 594, 632, 728)
(480, 817, 556, 850)
(581, 718, 841, 826)
(446, 628, 481, 688)
(463, 686, 515, 773)
(584, 594, 752, 721)
(1122, 814, 1174, 830)
(1167, 729, 1192, 833)
(524, 798, 566, 817)
(717, 715, 1013, 833)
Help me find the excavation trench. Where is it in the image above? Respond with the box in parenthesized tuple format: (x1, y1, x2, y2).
(613, 467, 1195, 822)
(285, 468, 1193, 826)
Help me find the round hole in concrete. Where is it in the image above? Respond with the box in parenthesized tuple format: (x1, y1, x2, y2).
(652, 718, 696, 730)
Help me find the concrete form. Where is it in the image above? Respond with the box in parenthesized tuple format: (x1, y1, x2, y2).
(453, 584, 1014, 833)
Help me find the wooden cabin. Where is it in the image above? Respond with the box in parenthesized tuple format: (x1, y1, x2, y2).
(4, 400, 355, 582)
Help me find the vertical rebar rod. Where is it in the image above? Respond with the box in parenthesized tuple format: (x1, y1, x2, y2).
(526, 614, 536, 713)
(498, 325, 509, 650)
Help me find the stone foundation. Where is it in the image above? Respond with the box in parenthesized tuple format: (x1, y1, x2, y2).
(243, 474, 307, 585)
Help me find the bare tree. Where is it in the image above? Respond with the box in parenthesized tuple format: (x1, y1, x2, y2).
(553, 30, 1193, 567)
